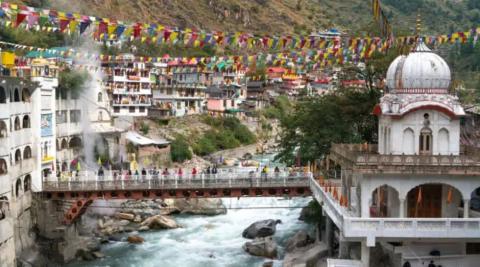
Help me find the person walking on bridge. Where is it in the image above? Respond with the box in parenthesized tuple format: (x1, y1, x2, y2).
(192, 167, 197, 181)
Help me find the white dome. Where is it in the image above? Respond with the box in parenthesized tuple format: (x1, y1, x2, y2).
(386, 43, 451, 93)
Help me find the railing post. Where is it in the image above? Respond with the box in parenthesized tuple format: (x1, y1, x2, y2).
(229, 175, 232, 188)
(201, 173, 204, 188)
(175, 175, 178, 189)
(283, 175, 286, 187)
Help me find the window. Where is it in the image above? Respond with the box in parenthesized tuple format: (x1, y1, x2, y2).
(70, 110, 81, 123)
(71, 89, 80, 100)
(56, 111, 67, 124)
(139, 107, 145, 113)
(98, 92, 103, 102)
(21, 89, 30, 102)
(13, 88, 20, 102)
(419, 127, 433, 155)
(129, 107, 136, 113)
(23, 146, 32, 159)
(14, 117, 21, 131)
(14, 149, 21, 163)
(177, 101, 181, 109)
(15, 179, 22, 197)
(23, 175, 31, 192)
(114, 107, 120, 113)
(0, 121, 7, 138)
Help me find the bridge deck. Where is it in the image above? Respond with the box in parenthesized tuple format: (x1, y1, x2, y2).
(41, 172, 312, 200)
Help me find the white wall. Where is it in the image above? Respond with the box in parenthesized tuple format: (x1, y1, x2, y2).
(378, 109, 460, 155)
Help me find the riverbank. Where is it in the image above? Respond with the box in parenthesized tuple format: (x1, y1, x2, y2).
(66, 197, 315, 267)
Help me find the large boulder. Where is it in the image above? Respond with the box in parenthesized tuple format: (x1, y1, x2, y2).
(283, 241, 328, 267)
(172, 199, 227, 216)
(242, 237, 277, 259)
(285, 230, 315, 252)
(242, 219, 282, 239)
(127, 235, 145, 244)
(116, 212, 135, 221)
(140, 215, 179, 229)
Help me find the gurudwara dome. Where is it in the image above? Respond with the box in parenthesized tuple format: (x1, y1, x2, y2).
(386, 42, 451, 94)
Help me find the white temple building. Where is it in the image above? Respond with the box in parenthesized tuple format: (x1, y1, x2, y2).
(312, 42, 480, 267)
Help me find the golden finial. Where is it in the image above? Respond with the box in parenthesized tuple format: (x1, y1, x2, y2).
(415, 13, 422, 36)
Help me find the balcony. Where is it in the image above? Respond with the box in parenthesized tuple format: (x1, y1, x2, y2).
(111, 101, 152, 107)
(112, 75, 152, 83)
(329, 144, 480, 175)
(0, 218, 14, 244)
(113, 88, 152, 95)
(309, 177, 480, 246)
(11, 128, 33, 147)
(0, 137, 9, 156)
(10, 158, 35, 178)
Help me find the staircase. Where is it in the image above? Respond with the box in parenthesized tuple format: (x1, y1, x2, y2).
(62, 199, 93, 225)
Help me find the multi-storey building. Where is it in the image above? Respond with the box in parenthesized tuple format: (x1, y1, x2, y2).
(314, 42, 480, 267)
(151, 60, 212, 117)
(102, 54, 153, 117)
(206, 83, 246, 117)
(0, 52, 59, 266)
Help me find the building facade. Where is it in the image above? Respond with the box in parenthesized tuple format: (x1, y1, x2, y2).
(313, 43, 480, 267)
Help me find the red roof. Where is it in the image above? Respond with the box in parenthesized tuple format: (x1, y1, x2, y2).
(267, 67, 286, 74)
(342, 80, 366, 86)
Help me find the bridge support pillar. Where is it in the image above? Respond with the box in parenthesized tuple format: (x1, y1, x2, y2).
(361, 241, 370, 267)
(338, 236, 350, 259)
(325, 216, 333, 256)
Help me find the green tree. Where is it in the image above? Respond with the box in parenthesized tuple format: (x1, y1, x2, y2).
(170, 135, 192, 163)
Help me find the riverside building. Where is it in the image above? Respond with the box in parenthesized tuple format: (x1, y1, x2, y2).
(314, 42, 480, 267)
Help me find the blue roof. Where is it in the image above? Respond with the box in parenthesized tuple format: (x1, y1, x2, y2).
(25, 47, 70, 59)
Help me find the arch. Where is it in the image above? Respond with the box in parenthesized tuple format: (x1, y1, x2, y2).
(15, 178, 22, 197)
(419, 127, 432, 155)
(21, 88, 30, 102)
(402, 128, 415, 154)
(0, 158, 7, 175)
(61, 138, 68, 150)
(406, 183, 462, 218)
(23, 175, 31, 192)
(0, 86, 6, 103)
(69, 136, 82, 148)
(23, 146, 32, 159)
(438, 128, 449, 154)
(22, 115, 30, 128)
(14, 116, 21, 131)
(97, 92, 103, 102)
(0, 120, 7, 138)
(13, 88, 20, 102)
(0, 196, 8, 220)
(14, 149, 21, 163)
(370, 185, 400, 218)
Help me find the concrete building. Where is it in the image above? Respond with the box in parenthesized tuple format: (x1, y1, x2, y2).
(151, 60, 211, 117)
(314, 42, 480, 267)
(102, 54, 153, 117)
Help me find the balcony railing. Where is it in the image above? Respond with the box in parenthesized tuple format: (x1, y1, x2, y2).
(309, 176, 480, 245)
(330, 144, 480, 174)
(42, 171, 310, 192)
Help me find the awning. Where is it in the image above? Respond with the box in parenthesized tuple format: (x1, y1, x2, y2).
(125, 131, 170, 146)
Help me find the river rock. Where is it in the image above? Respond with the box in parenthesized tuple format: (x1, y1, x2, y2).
(242, 219, 282, 239)
(262, 262, 273, 267)
(92, 251, 105, 259)
(127, 235, 145, 244)
(283, 241, 328, 267)
(76, 249, 95, 261)
(242, 237, 277, 258)
(172, 199, 227, 216)
(141, 215, 179, 229)
(134, 215, 142, 223)
(285, 230, 315, 252)
(117, 220, 131, 227)
(116, 212, 135, 221)
(138, 226, 150, 232)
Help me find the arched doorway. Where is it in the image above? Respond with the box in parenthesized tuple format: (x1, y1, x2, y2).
(0, 87, 6, 103)
(61, 139, 68, 150)
(69, 136, 82, 149)
(23, 146, 32, 159)
(22, 115, 30, 128)
(0, 158, 7, 175)
(0, 196, 8, 220)
(0, 120, 7, 138)
(14, 116, 21, 131)
(21, 88, 30, 102)
(370, 185, 400, 217)
(407, 183, 462, 218)
(14, 149, 21, 163)
(13, 88, 20, 102)
(15, 178, 22, 197)
(419, 127, 432, 155)
(24, 175, 31, 192)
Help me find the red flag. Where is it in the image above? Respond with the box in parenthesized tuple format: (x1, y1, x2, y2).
(447, 187, 453, 204)
(417, 187, 422, 204)
(59, 19, 70, 32)
(133, 23, 142, 39)
(16, 13, 27, 27)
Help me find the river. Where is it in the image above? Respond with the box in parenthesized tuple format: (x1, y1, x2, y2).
(67, 197, 313, 267)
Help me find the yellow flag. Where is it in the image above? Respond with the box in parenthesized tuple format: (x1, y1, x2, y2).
(69, 20, 78, 34)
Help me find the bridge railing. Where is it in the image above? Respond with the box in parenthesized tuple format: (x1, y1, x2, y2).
(42, 171, 311, 192)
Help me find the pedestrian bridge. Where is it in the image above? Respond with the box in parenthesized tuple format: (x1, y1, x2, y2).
(40, 171, 312, 224)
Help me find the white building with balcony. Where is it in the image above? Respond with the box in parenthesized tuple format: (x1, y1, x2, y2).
(103, 54, 153, 117)
(313, 42, 480, 267)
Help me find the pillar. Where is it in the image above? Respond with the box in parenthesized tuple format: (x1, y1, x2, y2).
(325, 216, 333, 256)
(399, 198, 405, 218)
(361, 241, 370, 267)
(339, 239, 350, 258)
(464, 199, 470, 218)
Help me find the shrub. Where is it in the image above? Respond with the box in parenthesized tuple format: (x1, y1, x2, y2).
(170, 135, 192, 163)
(139, 122, 150, 135)
(193, 136, 216, 156)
